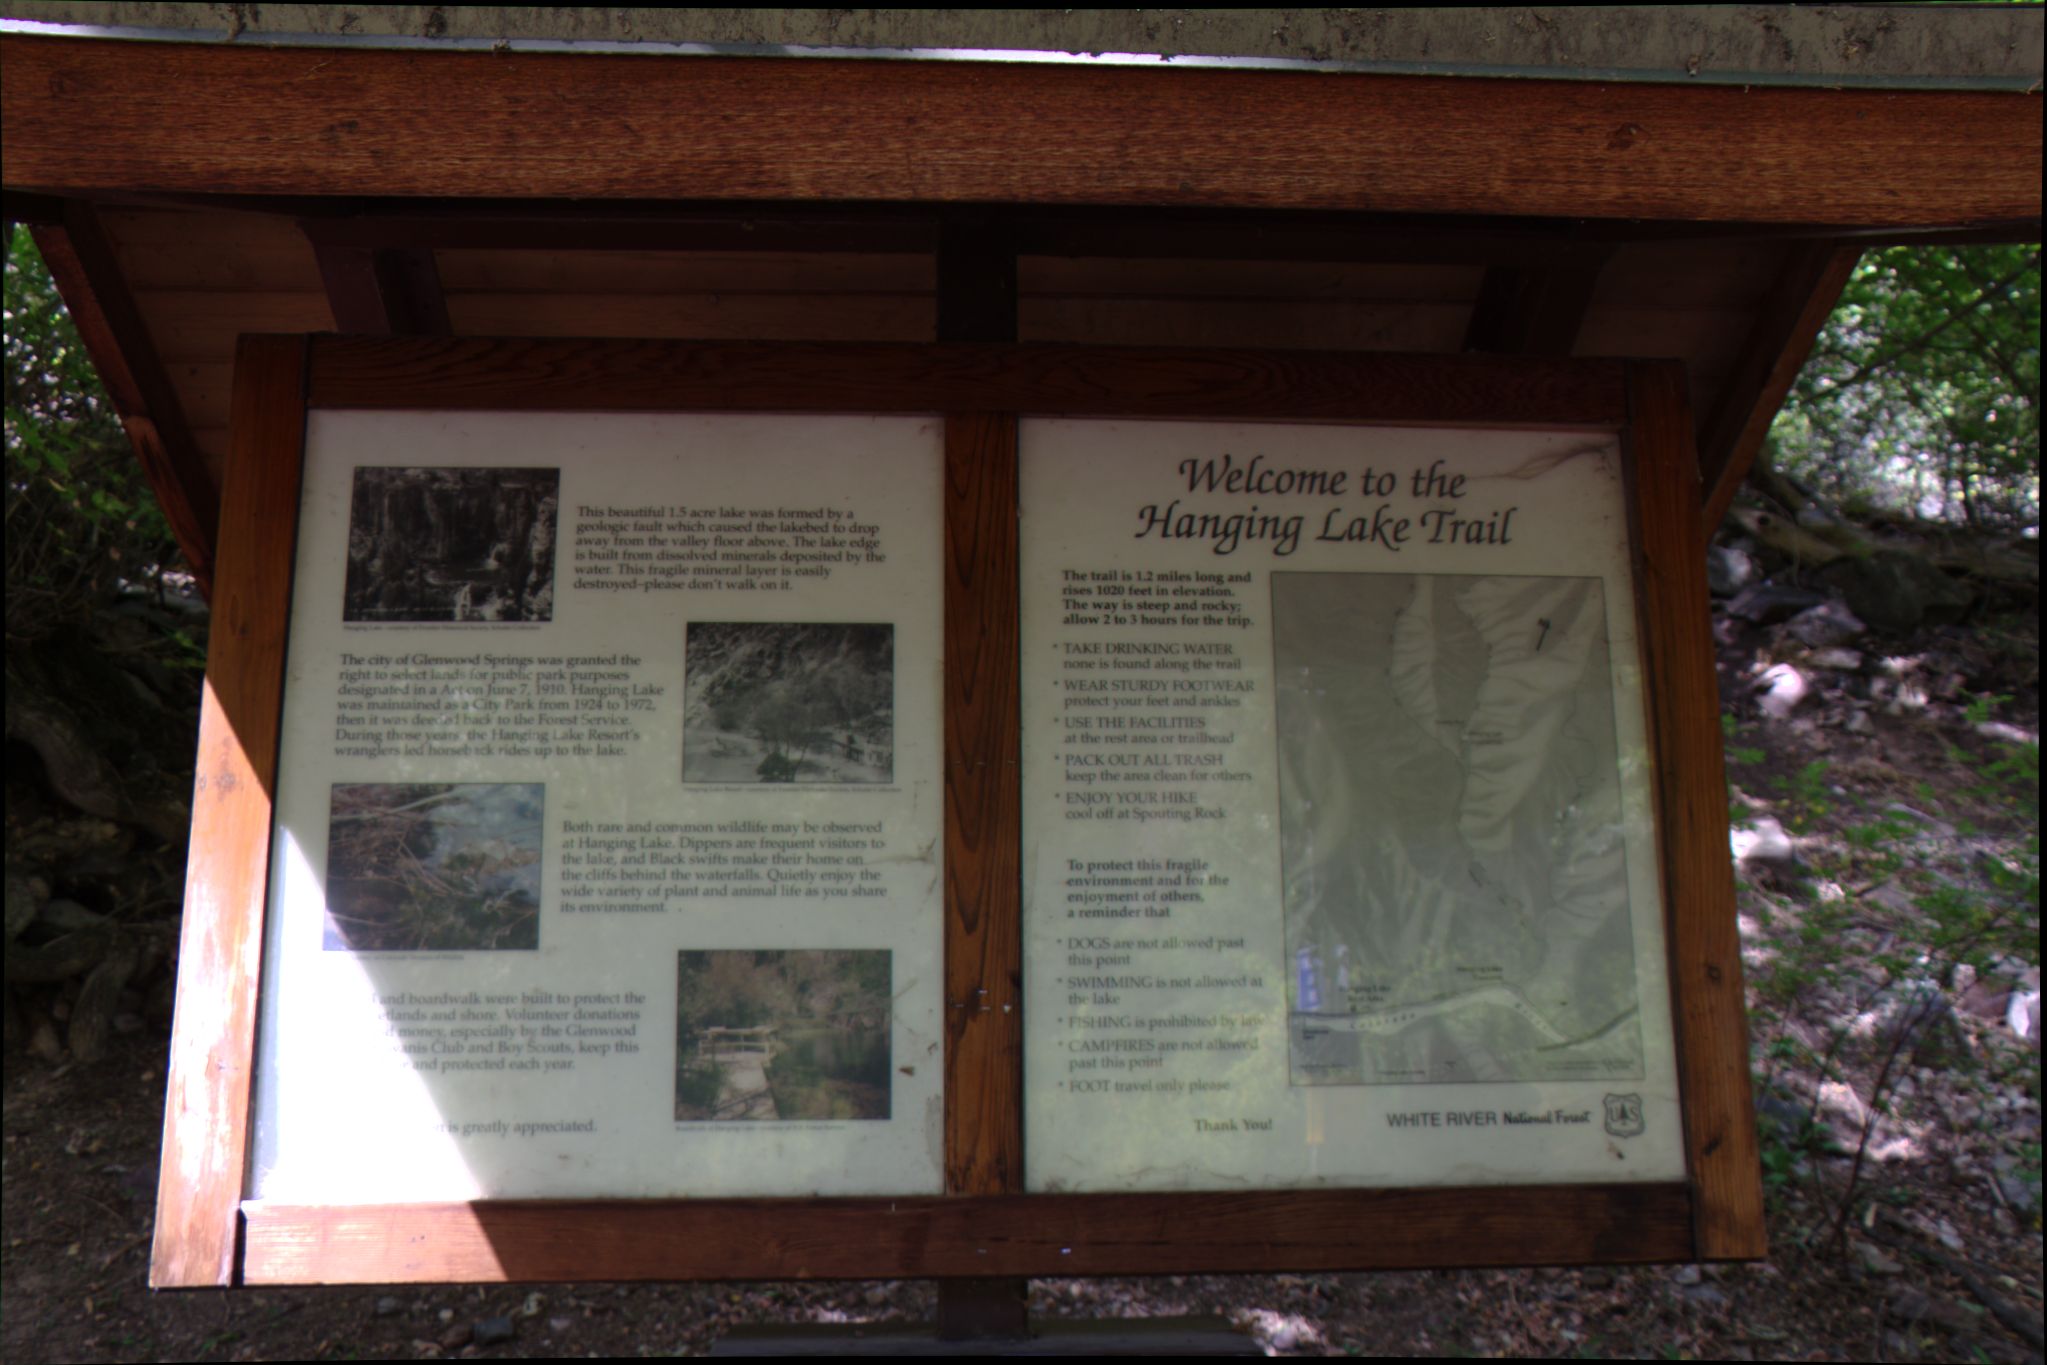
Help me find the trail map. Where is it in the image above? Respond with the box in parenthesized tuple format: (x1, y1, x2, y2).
(1274, 571, 1646, 1086)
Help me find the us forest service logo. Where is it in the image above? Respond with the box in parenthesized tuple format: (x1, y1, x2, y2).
(1603, 1093, 1646, 1138)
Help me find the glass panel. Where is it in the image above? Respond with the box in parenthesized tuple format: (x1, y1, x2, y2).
(1020, 419, 1684, 1191)
(249, 411, 945, 1201)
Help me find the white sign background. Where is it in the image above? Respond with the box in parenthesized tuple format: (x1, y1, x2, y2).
(1020, 419, 1686, 1192)
(249, 411, 945, 1203)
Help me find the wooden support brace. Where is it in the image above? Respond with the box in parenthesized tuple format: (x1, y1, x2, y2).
(1462, 250, 1614, 358)
(307, 235, 453, 335)
(937, 218, 1020, 346)
(937, 216, 1027, 1337)
(151, 335, 309, 1287)
(1697, 241, 1863, 535)
(940, 409, 1024, 1203)
(1628, 362, 1767, 1262)
(30, 201, 221, 593)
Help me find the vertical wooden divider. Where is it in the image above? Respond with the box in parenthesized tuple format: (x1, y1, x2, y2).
(942, 412, 1024, 1197)
(1625, 361, 1767, 1262)
(151, 335, 310, 1287)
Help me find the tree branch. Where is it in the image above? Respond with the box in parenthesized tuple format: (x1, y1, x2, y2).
(1831, 257, 2037, 393)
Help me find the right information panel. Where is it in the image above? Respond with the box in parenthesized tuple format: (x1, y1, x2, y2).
(1021, 420, 1687, 1191)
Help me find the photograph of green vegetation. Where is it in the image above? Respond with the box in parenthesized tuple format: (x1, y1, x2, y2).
(673, 949, 892, 1122)
(322, 783, 545, 952)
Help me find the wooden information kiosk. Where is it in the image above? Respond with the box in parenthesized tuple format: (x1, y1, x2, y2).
(1, 6, 2036, 1319)
(170, 335, 1749, 1285)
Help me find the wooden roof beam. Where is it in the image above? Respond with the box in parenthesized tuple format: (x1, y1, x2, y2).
(3, 35, 2036, 229)
(270, 201, 1610, 266)
(29, 201, 219, 593)
(28, 191, 2039, 276)
(295, 202, 943, 255)
(3, 189, 66, 227)
(53, 192, 2046, 252)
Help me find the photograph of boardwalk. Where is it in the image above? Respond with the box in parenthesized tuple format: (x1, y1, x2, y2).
(673, 949, 891, 1122)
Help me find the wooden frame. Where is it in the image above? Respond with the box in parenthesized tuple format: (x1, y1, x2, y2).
(156, 335, 1759, 1287)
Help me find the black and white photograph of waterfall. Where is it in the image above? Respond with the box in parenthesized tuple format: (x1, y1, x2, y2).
(343, 466, 560, 623)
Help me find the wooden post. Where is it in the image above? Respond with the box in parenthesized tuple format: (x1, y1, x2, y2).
(937, 216, 1030, 1342)
(1627, 361, 1768, 1261)
(151, 335, 308, 1286)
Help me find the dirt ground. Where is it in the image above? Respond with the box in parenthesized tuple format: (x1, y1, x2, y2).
(4, 615, 2041, 1361)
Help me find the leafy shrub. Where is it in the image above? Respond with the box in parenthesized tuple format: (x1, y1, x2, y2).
(5, 227, 181, 642)
(1771, 244, 2039, 531)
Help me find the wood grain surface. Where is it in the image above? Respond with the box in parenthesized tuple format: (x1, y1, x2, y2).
(1625, 362, 1767, 1262)
(150, 335, 309, 1287)
(441, 291, 936, 344)
(4, 35, 2037, 227)
(942, 415, 1023, 1196)
(305, 337, 1629, 427)
(239, 1182, 1696, 1284)
(309, 242, 452, 337)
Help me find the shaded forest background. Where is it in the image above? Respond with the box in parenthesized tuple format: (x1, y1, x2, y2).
(3, 225, 2039, 1358)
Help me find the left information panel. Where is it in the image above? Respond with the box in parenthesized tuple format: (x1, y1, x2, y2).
(249, 411, 945, 1202)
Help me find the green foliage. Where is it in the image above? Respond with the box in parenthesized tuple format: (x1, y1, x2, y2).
(1963, 692, 2011, 726)
(1980, 739, 2039, 803)
(5, 225, 180, 641)
(2018, 1141, 2044, 1205)
(1954, 697, 2042, 937)
(674, 1060, 727, 1110)
(4, 230, 117, 453)
(1771, 759, 1835, 833)
(1841, 814, 1910, 883)
(1771, 244, 2040, 530)
(1723, 711, 1766, 767)
(1757, 1120, 1801, 1190)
